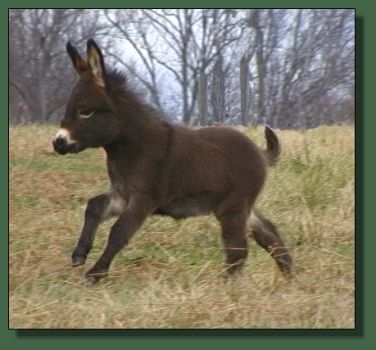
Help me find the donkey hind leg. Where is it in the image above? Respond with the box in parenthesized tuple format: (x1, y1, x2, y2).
(85, 198, 151, 283)
(71, 191, 126, 267)
(217, 208, 249, 276)
(248, 211, 293, 278)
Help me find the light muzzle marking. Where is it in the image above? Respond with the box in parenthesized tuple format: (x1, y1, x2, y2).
(54, 128, 76, 145)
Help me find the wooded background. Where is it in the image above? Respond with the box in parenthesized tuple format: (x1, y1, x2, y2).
(9, 9, 354, 128)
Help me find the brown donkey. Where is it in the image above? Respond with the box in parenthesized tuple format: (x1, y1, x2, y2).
(52, 39, 293, 283)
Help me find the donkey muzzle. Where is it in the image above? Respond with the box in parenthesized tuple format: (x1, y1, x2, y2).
(53, 128, 83, 155)
(53, 136, 70, 155)
(53, 137, 84, 154)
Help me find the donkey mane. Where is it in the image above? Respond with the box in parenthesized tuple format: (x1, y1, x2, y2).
(106, 68, 165, 123)
(107, 68, 127, 87)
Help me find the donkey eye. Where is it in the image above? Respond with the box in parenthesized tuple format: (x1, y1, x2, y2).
(79, 110, 95, 119)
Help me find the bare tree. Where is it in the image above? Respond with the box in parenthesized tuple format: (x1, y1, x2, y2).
(9, 9, 106, 123)
(239, 9, 354, 128)
(102, 9, 242, 124)
(210, 54, 225, 123)
(9, 9, 354, 128)
(275, 9, 354, 128)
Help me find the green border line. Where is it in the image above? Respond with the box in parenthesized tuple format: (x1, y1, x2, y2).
(4, 1, 372, 349)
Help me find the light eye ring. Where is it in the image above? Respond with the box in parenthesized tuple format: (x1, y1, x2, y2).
(79, 110, 95, 119)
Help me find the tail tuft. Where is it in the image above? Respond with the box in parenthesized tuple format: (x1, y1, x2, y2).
(264, 125, 281, 166)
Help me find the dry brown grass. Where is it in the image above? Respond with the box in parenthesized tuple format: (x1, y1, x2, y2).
(9, 124, 354, 329)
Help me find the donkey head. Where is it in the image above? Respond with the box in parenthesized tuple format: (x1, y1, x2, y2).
(53, 39, 121, 155)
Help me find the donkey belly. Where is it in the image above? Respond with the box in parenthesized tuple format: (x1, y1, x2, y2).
(154, 193, 220, 219)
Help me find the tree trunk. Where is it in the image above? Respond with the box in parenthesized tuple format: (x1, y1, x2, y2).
(253, 10, 266, 124)
(211, 56, 225, 123)
(199, 73, 208, 125)
(240, 56, 248, 126)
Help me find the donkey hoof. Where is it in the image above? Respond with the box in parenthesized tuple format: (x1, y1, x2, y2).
(85, 269, 107, 284)
(72, 256, 86, 267)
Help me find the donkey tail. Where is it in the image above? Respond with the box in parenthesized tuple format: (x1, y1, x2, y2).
(263, 125, 281, 166)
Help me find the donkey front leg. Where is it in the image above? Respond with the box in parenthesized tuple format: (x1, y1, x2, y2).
(72, 191, 125, 267)
(85, 199, 151, 283)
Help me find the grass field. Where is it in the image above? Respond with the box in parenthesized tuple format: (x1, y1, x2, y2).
(9, 124, 354, 329)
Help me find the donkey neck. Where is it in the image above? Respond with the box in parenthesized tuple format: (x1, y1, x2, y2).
(103, 88, 169, 164)
(103, 94, 172, 199)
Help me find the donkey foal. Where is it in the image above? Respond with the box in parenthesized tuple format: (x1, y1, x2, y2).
(52, 39, 293, 283)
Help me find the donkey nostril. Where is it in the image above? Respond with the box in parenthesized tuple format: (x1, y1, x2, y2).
(56, 137, 65, 146)
(53, 137, 67, 152)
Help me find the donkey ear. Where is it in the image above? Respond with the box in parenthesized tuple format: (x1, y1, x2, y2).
(66, 41, 89, 75)
(86, 39, 106, 87)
